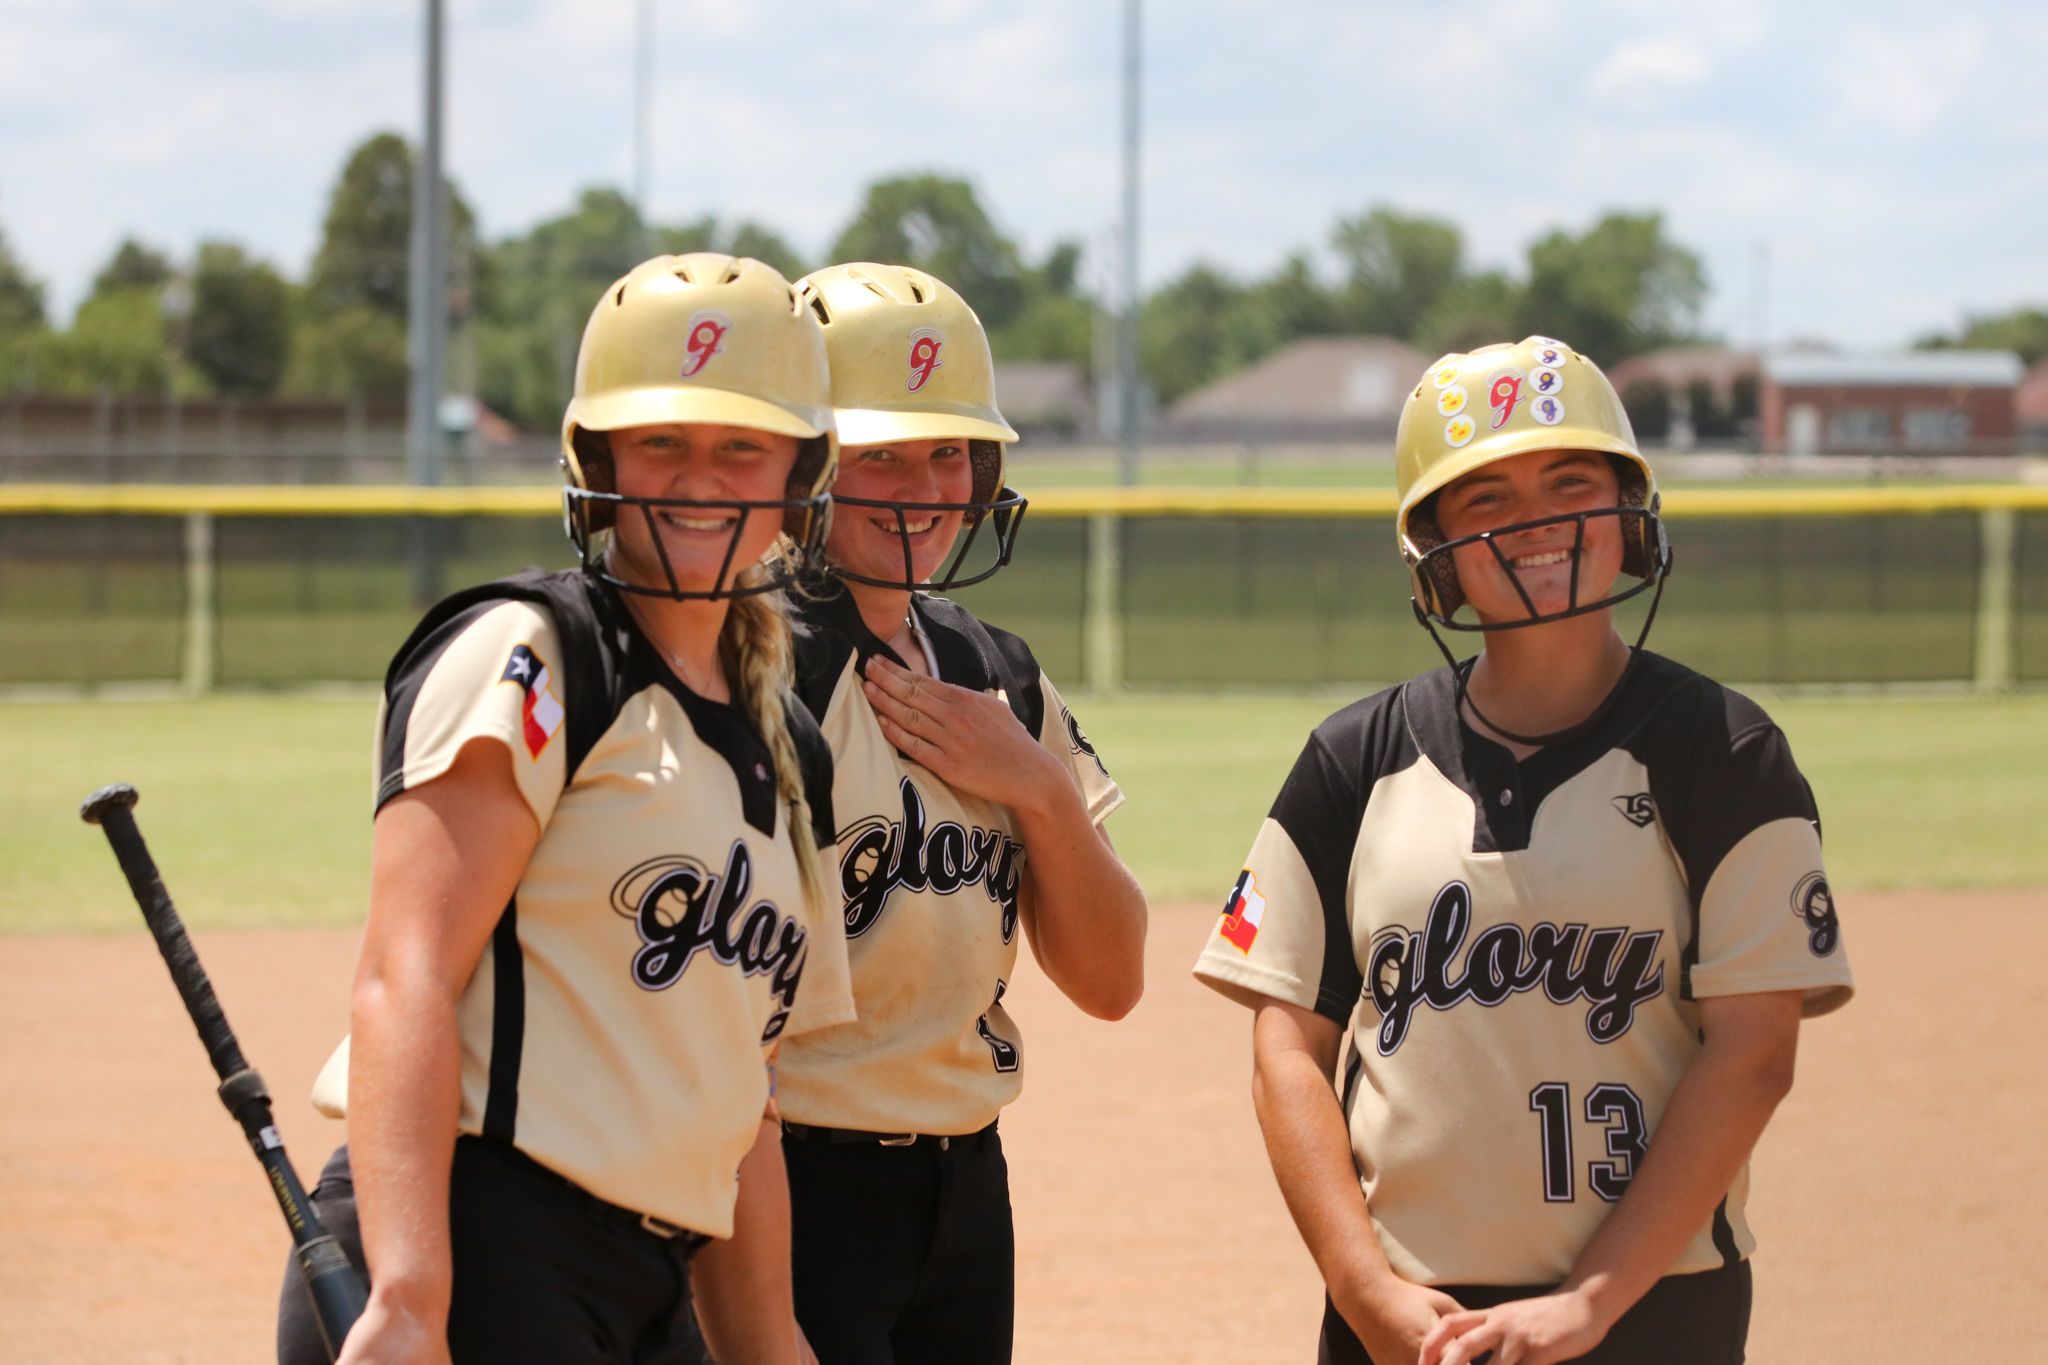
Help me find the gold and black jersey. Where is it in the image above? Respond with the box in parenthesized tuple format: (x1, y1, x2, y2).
(1195, 652, 1853, 1287)
(364, 570, 852, 1239)
(775, 584, 1122, 1135)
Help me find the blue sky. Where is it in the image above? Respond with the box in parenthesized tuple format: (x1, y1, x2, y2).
(2, 0, 2045, 347)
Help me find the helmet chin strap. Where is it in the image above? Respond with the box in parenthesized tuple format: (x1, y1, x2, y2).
(1415, 569, 1669, 749)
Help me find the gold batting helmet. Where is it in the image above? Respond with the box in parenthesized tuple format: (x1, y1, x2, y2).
(1395, 335, 1667, 626)
(795, 262, 1026, 591)
(559, 253, 837, 598)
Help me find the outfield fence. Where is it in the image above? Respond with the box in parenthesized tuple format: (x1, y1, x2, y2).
(3, 484, 2047, 695)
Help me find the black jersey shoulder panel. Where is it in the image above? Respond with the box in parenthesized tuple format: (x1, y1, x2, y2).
(379, 568, 789, 836)
(378, 568, 631, 813)
(1619, 662, 1820, 996)
(1269, 684, 1420, 1022)
(379, 596, 507, 812)
(914, 593, 1044, 738)
(790, 583, 904, 724)
(785, 693, 836, 849)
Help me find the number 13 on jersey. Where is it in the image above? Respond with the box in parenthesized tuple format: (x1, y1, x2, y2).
(1529, 1081, 1647, 1203)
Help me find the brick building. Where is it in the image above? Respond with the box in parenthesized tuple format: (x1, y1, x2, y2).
(1760, 351, 2022, 455)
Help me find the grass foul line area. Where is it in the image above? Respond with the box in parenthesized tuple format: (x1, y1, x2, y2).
(7, 691, 2047, 935)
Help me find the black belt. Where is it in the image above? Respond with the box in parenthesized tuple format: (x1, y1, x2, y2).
(457, 1135, 712, 1250)
(781, 1119, 997, 1151)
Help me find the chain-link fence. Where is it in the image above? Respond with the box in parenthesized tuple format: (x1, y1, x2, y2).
(0, 491, 2039, 692)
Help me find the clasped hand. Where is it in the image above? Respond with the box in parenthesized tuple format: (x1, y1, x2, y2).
(1418, 1288, 1606, 1365)
(861, 654, 1063, 813)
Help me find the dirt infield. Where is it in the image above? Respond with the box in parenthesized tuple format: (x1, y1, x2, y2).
(2, 893, 2043, 1364)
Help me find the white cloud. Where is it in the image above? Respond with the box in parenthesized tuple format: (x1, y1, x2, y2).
(1, 0, 2046, 345)
(1590, 36, 1714, 108)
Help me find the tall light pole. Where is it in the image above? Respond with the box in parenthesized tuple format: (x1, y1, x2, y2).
(1116, 0, 1143, 486)
(1087, 0, 1142, 697)
(406, 0, 448, 605)
(634, 0, 655, 258)
(407, 0, 448, 489)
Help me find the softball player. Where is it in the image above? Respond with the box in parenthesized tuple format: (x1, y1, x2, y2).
(282, 254, 853, 1365)
(772, 263, 1148, 1365)
(1194, 336, 1854, 1365)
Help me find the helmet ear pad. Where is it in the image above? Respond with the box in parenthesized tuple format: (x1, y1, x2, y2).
(569, 427, 618, 533)
(1405, 495, 1465, 619)
(787, 434, 834, 542)
(1610, 454, 1654, 581)
(966, 439, 1005, 525)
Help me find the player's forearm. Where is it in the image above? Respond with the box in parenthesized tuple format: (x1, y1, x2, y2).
(348, 967, 464, 1320)
(1013, 801, 1146, 1018)
(692, 1117, 800, 1365)
(348, 758, 536, 1323)
(1250, 1004, 1398, 1304)
(1558, 991, 1800, 1329)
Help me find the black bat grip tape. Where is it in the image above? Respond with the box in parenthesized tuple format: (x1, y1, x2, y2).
(84, 794, 250, 1082)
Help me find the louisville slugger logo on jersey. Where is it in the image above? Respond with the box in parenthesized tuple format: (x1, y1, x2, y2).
(837, 777, 1023, 943)
(611, 842, 809, 1041)
(679, 309, 732, 378)
(906, 328, 944, 392)
(1366, 881, 1665, 1056)
(1219, 869, 1266, 953)
(500, 645, 564, 758)
(1611, 792, 1656, 828)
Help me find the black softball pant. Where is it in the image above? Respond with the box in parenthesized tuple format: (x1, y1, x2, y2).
(1317, 1259, 1752, 1365)
(783, 1122, 1013, 1365)
(276, 1139, 711, 1365)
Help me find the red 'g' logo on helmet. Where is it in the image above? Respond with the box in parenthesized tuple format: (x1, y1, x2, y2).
(907, 329, 945, 393)
(680, 310, 732, 378)
(1486, 367, 1527, 430)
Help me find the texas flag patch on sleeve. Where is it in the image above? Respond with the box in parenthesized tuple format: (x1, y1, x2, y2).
(500, 644, 565, 758)
(1218, 869, 1266, 954)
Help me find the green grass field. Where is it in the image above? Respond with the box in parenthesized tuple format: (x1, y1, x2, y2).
(5, 690, 2046, 935)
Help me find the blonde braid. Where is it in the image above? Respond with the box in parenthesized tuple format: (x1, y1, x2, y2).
(721, 554, 830, 920)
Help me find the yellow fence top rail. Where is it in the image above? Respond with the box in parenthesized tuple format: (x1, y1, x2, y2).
(4, 483, 2048, 518)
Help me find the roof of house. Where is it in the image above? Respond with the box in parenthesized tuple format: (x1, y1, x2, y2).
(1605, 347, 1760, 394)
(1169, 335, 1431, 422)
(992, 361, 1091, 424)
(1763, 350, 2024, 387)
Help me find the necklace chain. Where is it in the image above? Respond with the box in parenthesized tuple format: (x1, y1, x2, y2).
(627, 598, 716, 695)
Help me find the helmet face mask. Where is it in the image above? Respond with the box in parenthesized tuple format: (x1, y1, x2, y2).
(795, 264, 1028, 593)
(827, 483, 1029, 592)
(1405, 501, 1671, 633)
(559, 253, 838, 601)
(563, 429, 834, 601)
(1403, 452, 1670, 631)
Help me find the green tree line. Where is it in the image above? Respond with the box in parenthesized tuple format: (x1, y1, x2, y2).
(8, 130, 2039, 428)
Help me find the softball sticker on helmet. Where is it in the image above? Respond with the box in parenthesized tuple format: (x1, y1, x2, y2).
(797, 262, 1028, 592)
(558, 252, 838, 600)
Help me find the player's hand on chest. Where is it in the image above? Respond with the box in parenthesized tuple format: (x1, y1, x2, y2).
(859, 654, 1064, 813)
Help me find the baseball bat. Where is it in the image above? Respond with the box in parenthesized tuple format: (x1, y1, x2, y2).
(80, 782, 367, 1362)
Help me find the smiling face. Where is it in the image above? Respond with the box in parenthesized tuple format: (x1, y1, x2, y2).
(1433, 448, 1626, 625)
(603, 422, 802, 594)
(826, 437, 975, 585)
